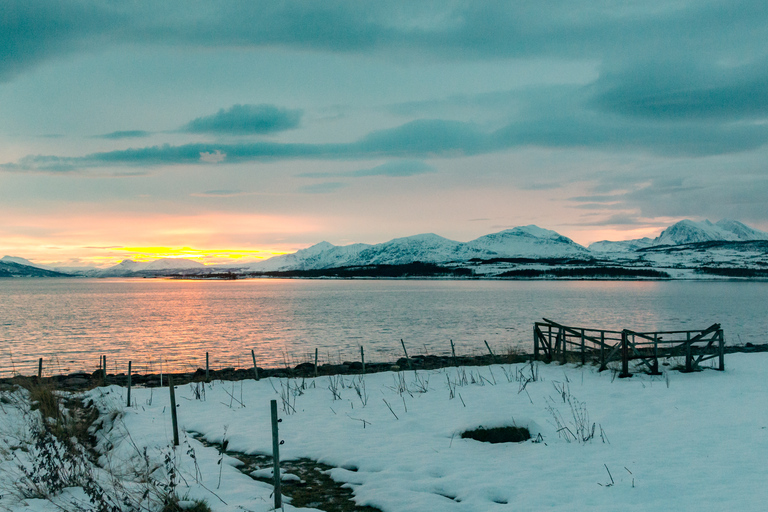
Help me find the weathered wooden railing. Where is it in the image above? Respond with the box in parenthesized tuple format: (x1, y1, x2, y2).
(533, 318, 725, 376)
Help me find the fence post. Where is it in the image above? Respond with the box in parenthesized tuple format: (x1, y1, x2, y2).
(718, 329, 725, 371)
(251, 349, 259, 380)
(205, 352, 210, 382)
(484, 340, 495, 363)
(38, 358, 43, 380)
(270, 400, 282, 510)
(533, 327, 539, 361)
(560, 328, 567, 364)
(652, 335, 660, 375)
(168, 376, 179, 447)
(314, 348, 319, 378)
(401, 339, 411, 370)
(580, 329, 586, 365)
(360, 346, 366, 374)
(103, 355, 107, 384)
(599, 331, 606, 371)
(685, 332, 692, 372)
(450, 340, 458, 366)
(620, 330, 630, 378)
(127, 361, 132, 407)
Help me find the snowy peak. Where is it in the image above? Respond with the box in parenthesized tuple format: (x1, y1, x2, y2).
(143, 258, 205, 271)
(714, 219, 768, 241)
(465, 226, 589, 258)
(358, 233, 463, 265)
(654, 219, 768, 246)
(1, 255, 49, 269)
(98, 258, 205, 276)
(249, 225, 589, 271)
(588, 238, 654, 253)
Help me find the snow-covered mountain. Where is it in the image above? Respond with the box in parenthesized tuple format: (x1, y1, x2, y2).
(589, 238, 654, 253)
(247, 226, 589, 272)
(5, 219, 767, 280)
(589, 219, 768, 253)
(463, 226, 590, 259)
(97, 258, 205, 276)
(1, 255, 50, 269)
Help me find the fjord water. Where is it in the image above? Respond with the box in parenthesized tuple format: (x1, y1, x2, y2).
(1, 278, 766, 376)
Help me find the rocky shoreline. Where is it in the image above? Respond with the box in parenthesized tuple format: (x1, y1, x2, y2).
(3, 344, 766, 391)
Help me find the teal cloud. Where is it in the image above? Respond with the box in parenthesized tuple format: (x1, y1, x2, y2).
(181, 104, 302, 135)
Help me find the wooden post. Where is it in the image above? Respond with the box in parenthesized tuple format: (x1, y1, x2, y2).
(251, 349, 259, 380)
(360, 346, 366, 374)
(168, 376, 179, 446)
(652, 335, 660, 375)
(314, 348, 319, 378)
(38, 358, 43, 380)
(205, 352, 210, 382)
(401, 339, 411, 370)
(484, 340, 495, 362)
(270, 400, 282, 509)
(126, 361, 132, 407)
(685, 332, 692, 372)
(599, 331, 606, 370)
(580, 329, 586, 365)
(620, 330, 630, 378)
(450, 340, 458, 366)
(548, 324, 553, 357)
(103, 355, 107, 383)
(560, 328, 567, 364)
(718, 329, 725, 371)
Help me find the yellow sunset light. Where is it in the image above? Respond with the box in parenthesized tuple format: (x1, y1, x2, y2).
(116, 246, 288, 265)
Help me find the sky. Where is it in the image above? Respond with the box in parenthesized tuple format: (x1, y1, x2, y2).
(2, 1, 768, 267)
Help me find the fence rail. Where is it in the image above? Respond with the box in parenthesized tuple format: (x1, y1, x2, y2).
(534, 318, 725, 376)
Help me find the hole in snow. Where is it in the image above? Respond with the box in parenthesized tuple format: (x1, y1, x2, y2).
(461, 425, 531, 444)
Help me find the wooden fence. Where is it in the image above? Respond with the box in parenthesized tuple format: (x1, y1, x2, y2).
(533, 318, 725, 377)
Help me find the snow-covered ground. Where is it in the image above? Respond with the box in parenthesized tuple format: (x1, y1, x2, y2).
(2, 353, 767, 511)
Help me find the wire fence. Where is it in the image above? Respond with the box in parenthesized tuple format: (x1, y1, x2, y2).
(2, 339, 528, 379)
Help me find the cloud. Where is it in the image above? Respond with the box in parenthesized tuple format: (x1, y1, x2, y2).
(354, 119, 489, 156)
(5, 1, 768, 83)
(98, 130, 151, 139)
(6, 104, 768, 174)
(191, 189, 245, 197)
(590, 58, 768, 121)
(297, 182, 347, 194)
(298, 160, 435, 178)
(181, 104, 302, 135)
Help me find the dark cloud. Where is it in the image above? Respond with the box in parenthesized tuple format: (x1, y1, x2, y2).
(0, 0, 123, 81)
(98, 130, 151, 139)
(590, 59, 768, 121)
(181, 104, 302, 135)
(7, 2, 768, 77)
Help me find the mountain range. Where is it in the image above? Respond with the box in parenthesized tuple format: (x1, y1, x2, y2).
(3, 219, 768, 280)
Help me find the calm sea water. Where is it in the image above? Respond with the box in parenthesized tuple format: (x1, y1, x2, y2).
(1, 278, 766, 376)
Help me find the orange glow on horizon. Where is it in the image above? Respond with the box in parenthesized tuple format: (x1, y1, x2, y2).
(118, 246, 289, 265)
(0, 209, 322, 268)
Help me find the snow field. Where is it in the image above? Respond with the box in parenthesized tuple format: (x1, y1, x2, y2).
(4, 353, 766, 511)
